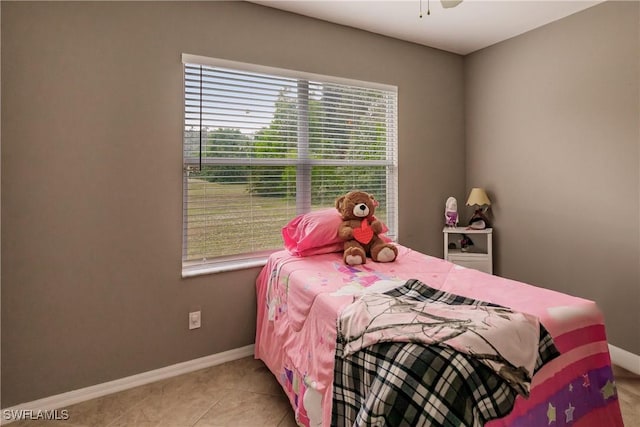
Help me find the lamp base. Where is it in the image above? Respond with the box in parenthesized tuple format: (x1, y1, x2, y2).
(468, 209, 490, 229)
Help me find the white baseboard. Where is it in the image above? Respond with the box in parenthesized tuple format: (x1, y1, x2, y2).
(1, 344, 255, 425)
(609, 344, 640, 375)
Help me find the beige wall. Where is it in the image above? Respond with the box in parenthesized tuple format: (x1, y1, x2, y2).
(1, 2, 465, 406)
(465, 1, 640, 354)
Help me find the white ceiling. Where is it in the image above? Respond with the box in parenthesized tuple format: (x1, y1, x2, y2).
(250, 0, 604, 55)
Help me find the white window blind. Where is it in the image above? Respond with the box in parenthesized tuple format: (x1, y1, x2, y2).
(182, 54, 397, 273)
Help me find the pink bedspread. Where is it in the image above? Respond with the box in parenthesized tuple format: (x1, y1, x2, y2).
(255, 245, 623, 426)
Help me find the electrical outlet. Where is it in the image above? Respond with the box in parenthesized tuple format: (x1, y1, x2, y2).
(189, 311, 201, 330)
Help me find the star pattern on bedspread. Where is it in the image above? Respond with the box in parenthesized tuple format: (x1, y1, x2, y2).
(547, 402, 556, 424)
(601, 379, 616, 400)
(565, 402, 575, 423)
(521, 367, 619, 427)
(582, 373, 590, 388)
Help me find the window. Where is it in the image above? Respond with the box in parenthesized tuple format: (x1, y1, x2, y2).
(182, 54, 398, 275)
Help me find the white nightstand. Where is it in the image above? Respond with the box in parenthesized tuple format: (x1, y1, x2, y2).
(443, 227, 493, 274)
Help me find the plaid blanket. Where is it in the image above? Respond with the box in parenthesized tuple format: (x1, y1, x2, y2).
(332, 279, 559, 427)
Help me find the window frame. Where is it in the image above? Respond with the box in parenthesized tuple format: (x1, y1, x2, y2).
(181, 54, 398, 277)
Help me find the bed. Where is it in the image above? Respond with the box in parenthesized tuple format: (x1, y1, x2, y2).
(255, 212, 624, 426)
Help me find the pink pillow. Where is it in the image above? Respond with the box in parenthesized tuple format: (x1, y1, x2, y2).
(282, 208, 344, 256)
(282, 208, 391, 257)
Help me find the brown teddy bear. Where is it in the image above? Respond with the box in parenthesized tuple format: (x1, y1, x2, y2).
(335, 191, 398, 265)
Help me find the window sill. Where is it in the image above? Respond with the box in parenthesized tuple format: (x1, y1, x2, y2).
(182, 257, 269, 278)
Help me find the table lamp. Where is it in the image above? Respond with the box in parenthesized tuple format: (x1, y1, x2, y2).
(466, 188, 491, 229)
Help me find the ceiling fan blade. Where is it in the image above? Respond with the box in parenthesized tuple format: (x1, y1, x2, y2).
(441, 0, 463, 8)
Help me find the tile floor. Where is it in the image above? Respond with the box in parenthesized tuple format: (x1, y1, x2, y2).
(614, 364, 640, 427)
(8, 358, 640, 426)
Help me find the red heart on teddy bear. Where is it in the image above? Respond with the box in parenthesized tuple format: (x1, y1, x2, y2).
(353, 219, 373, 244)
